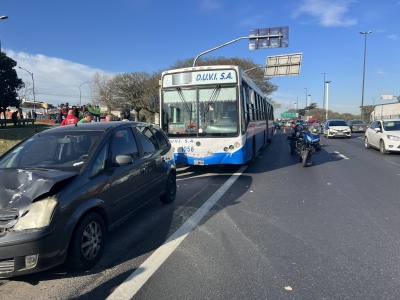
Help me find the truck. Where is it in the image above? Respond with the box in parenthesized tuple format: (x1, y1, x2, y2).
(372, 102, 400, 121)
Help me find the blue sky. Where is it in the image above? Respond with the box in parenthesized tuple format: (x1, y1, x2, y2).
(1, 0, 399, 116)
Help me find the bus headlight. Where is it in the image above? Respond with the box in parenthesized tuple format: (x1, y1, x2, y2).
(234, 142, 241, 148)
(223, 147, 229, 152)
(229, 145, 234, 150)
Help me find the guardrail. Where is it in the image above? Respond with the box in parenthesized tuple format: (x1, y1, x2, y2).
(0, 118, 36, 126)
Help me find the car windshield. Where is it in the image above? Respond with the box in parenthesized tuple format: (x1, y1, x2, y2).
(0, 130, 102, 171)
(329, 120, 347, 126)
(351, 120, 365, 124)
(383, 121, 400, 131)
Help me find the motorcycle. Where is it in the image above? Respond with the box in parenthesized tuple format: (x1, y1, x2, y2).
(287, 124, 321, 167)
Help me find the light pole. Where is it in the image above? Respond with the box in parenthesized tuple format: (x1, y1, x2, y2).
(372, 97, 375, 121)
(0, 15, 8, 52)
(79, 81, 90, 107)
(360, 31, 372, 121)
(18, 66, 36, 112)
(304, 88, 307, 105)
(321, 72, 328, 118)
(325, 81, 331, 120)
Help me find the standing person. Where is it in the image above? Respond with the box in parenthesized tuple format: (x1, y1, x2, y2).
(94, 105, 101, 122)
(102, 115, 112, 122)
(58, 104, 66, 123)
(78, 111, 94, 124)
(11, 111, 20, 126)
(6, 109, 12, 119)
(61, 110, 79, 126)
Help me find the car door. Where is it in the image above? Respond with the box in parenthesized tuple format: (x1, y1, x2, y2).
(107, 127, 152, 224)
(133, 126, 164, 201)
(368, 121, 381, 147)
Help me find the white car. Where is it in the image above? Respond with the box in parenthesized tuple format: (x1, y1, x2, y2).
(364, 119, 400, 154)
(323, 119, 351, 138)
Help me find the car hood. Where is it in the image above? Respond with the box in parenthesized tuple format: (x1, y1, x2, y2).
(0, 169, 78, 210)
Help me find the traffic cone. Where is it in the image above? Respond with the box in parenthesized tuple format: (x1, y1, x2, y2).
(283, 127, 286, 134)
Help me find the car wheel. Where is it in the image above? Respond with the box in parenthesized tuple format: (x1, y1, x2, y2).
(65, 213, 106, 270)
(160, 172, 177, 204)
(364, 137, 371, 149)
(380, 140, 388, 154)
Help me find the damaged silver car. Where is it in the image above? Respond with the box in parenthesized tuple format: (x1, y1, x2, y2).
(0, 121, 176, 278)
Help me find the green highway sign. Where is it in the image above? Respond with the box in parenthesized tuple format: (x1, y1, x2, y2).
(281, 112, 296, 118)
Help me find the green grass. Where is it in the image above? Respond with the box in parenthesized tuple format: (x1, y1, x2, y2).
(0, 124, 54, 155)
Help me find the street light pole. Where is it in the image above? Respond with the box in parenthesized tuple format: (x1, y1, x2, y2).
(321, 72, 328, 118)
(0, 15, 8, 52)
(18, 66, 36, 112)
(360, 31, 372, 121)
(325, 81, 331, 120)
(79, 81, 90, 107)
(304, 88, 308, 107)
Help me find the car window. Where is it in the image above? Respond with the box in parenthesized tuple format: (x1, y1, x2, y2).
(150, 128, 169, 150)
(135, 125, 159, 149)
(135, 130, 156, 155)
(89, 142, 108, 177)
(383, 121, 400, 131)
(112, 128, 139, 159)
(329, 120, 347, 126)
(370, 121, 378, 129)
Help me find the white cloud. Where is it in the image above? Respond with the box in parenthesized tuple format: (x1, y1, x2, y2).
(200, 0, 222, 11)
(292, 0, 357, 27)
(6, 50, 106, 106)
(387, 34, 398, 40)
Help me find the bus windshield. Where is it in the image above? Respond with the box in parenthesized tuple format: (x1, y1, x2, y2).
(162, 86, 238, 137)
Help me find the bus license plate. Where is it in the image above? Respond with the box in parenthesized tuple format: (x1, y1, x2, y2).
(194, 160, 204, 165)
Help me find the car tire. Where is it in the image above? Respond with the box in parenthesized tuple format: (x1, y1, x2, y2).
(160, 172, 177, 204)
(380, 140, 388, 154)
(65, 213, 106, 270)
(364, 137, 371, 149)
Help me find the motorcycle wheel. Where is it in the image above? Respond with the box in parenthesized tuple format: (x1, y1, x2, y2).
(290, 140, 295, 154)
(302, 149, 310, 167)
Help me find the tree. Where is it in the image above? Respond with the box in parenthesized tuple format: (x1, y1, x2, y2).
(0, 52, 24, 118)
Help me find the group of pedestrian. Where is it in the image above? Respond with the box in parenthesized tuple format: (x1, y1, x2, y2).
(58, 103, 105, 126)
(1, 108, 37, 126)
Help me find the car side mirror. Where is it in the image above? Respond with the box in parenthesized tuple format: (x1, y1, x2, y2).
(114, 154, 132, 166)
(374, 128, 381, 133)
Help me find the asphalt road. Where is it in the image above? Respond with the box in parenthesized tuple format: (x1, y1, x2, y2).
(1, 130, 400, 300)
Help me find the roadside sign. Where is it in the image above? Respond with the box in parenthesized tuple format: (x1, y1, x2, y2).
(281, 112, 296, 118)
(380, 94, 394, 100)
(249, 26, 289, 50)
(264, 53, 302, 77)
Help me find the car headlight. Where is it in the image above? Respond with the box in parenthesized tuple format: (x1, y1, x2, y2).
(387, 135, 400, 141)
(13, 198, 58, 231)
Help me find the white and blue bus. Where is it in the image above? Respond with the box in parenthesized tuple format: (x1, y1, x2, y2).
(160, 65, 275, 165)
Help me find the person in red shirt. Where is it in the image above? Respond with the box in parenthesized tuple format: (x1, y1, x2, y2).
(61, 110, 79, 126)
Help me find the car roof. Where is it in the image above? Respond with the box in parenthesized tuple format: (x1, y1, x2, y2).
(379, 119, 400, 122)
(47, 121, 154, 132)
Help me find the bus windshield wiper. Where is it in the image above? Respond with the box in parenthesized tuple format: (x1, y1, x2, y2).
(203, 85, 221, 121)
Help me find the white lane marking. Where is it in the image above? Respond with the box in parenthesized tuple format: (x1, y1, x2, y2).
(334, 151, 349, 160)
(107, 165, 248, 300)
